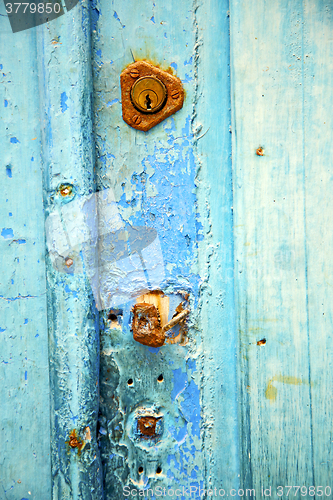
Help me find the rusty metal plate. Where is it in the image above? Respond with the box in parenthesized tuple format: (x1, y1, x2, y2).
(120, 61, 184, 132)
(136, 415, 163, 439)
(132, 302, 165, 347)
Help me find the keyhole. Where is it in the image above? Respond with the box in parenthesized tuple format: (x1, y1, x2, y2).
(145, 93, 152, 110)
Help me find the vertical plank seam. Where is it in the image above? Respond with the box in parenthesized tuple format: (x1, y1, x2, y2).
(301, 0, 315, 487)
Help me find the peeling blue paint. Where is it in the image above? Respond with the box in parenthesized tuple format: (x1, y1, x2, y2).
(107, 98, 119, 106)
(1, 228, 14, 239)
(4, 99, 8, 107)
(6, 165, 12, 177)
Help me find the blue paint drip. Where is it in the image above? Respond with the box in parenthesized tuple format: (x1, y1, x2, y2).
(6, 166, 12, 177)
(1, 228, 13, 239)
(24, 371, 27, 380)
(24, 319, 28, 324)
(10, 137, 19, 143)
(60, 92, 68, 113)
(4, 99, 8, 107)
(150, 16, 155, 23)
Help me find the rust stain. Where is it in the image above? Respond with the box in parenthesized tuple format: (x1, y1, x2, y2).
(65, 258, 74, 268)
(66, 429, 85, 454)
(265, 375, 307, 402)
(256, 146, 264, 156)
(132, 302, 165, 347)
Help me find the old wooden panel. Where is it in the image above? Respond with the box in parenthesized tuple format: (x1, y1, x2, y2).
(303, 1, 333, 487)
(0, 23, 52, 499)
(37, 1, 103, 497)
(91, 0, 238, 496)
(231, 0, 332, 493)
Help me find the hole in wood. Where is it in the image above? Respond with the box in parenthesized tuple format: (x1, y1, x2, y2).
(157, 374, 163, 382)
(138, 466, 143, 474)
(156, 466, 162, 474)
(128, 378, 134, 386)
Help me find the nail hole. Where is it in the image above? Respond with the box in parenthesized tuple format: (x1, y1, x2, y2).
(128, 378, 134, 386)
(138, 466, 143, 474)
(156, 466, 162, 474)
(108, 309, 123, 321)
(157, 374, 164, 382)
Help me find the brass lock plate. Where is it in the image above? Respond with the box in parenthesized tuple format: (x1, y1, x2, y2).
(120, 61, 184, 131)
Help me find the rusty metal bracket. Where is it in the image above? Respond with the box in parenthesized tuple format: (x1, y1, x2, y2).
(120, 61, 184, 132)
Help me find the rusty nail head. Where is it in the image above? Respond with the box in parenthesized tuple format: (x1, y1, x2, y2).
(65, 258, 73, 268)
(137, 416, 162, 438)
(171, 89, 180, 99)
(132, 114, 142, 125)
(130, 68, 140, 78)
(256, 147, 264, 156)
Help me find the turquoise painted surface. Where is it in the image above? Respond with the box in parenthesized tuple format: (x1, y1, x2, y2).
(2, 0, 333, 498)
(37, 1, 103, 498)
(0, 22, 51, 500)
(91, 0, 238, 496)
(231, 0, 333, 494)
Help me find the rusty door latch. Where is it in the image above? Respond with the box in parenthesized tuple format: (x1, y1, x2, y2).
(131, 301, 189, 348)
(120, 61, 184, 131)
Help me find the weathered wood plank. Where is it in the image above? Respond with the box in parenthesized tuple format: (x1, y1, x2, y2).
(231, 0, 313, 492)
(92, 0, 203, 494)
(194, 0, 240, 491)
(37, 3, 103, 498)
(303, 0, 333, 488)
(0, 23, 52, 500)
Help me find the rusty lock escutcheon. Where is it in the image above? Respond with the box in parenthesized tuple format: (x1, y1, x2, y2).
(120, 61, 184, 131)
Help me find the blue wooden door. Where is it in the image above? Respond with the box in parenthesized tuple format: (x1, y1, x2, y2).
(1, 0, 332, 499)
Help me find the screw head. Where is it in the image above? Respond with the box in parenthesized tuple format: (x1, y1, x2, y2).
(132, 114, 142, 125)
(171, 89, 180, 99)
(130, 68, 140, 78)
